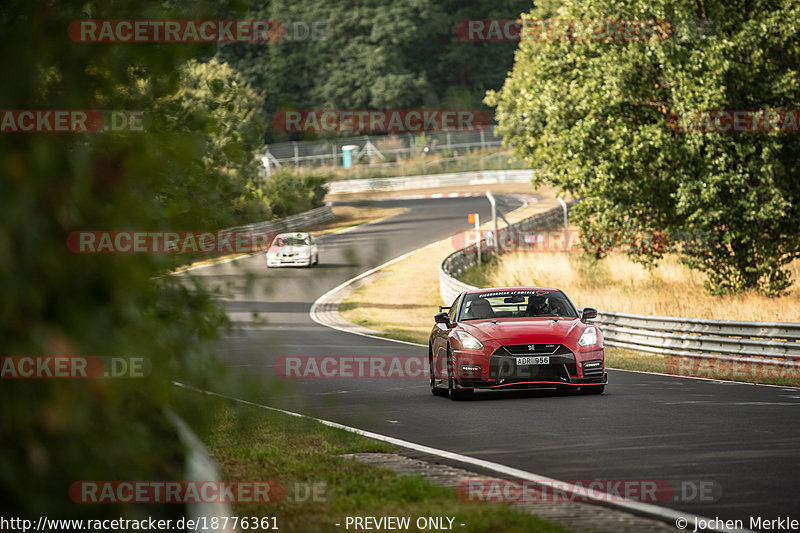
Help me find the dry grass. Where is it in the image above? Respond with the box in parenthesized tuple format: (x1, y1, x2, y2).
(486, 251, 800, 322)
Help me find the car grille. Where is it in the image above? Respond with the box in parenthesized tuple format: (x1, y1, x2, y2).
(489, 344, 576, 381)
(497, 343, 563, 356)
(582, 359, 604, 378)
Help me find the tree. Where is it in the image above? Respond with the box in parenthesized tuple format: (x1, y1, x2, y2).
(487, 0, 800, 295)
(156, 57, 271, 223)
(218, 0, 533, 142)
(0, 0, 263, 519)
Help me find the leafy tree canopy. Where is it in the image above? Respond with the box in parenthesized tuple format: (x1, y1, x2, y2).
(218, 0, 534, 141)
(487, 0, 800, 295)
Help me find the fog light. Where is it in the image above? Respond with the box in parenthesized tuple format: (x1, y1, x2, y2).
(460, 364, 482, 378)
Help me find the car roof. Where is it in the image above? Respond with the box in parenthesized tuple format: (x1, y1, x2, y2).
(275, 232, 311, 239)
(464, 286, 563, 294)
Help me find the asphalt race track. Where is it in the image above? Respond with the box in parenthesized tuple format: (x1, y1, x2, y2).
(185, 195, 800, 530)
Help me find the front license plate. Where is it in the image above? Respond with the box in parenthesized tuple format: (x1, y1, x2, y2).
(516, 356, 550, 365)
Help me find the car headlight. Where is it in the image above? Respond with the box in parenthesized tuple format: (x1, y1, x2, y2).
(578, 326, 597, 347)
(456, 331, 484, 350)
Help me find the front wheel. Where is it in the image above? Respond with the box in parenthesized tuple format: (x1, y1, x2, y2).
(448, 376, 473, 401)
(430, 356, 443, 396)
(447, 348, 473, 401)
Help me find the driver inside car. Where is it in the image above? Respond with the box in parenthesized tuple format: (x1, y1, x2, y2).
(465, 298, 494, 320)
(525, 295, 551, 317)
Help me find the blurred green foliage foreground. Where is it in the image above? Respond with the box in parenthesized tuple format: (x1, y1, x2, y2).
(0, 0, 323, 519)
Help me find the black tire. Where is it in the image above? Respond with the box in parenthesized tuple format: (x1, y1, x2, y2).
(580, 385, 605, 395)
(430, 348, 443, 396)
(431, 378, 445, 396)
(447, 347, 473, 401)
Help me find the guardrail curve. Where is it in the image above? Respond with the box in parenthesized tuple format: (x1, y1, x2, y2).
(224, 204, 334, 235)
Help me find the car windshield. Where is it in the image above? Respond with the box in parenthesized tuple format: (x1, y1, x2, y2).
(460, 290, 578, 320)
(275, 236, 310, 247)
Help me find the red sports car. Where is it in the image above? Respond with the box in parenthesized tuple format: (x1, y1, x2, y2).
(429, 287, 607, 400)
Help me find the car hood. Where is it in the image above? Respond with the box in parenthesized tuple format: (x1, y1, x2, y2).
(460, 317, 583, 343)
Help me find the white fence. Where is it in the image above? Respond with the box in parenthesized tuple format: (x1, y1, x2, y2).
(265, 131, 504, 168)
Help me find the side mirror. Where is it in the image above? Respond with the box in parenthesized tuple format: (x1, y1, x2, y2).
(434, 312, 451, 326)
(581, 307, 598, 321)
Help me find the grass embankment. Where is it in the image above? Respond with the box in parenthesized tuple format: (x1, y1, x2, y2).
(196, 399, 571, 533)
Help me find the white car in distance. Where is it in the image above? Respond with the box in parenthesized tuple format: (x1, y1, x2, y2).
(265, 232, 319, 268)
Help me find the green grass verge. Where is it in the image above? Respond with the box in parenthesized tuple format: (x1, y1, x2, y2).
(196, 399, 573, 533)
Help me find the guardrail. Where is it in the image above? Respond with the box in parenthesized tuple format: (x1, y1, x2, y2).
(224, 204, 334, 234)
(327, 169, 534, 195)
(439, 204, 800, 368)
(596, 311, 800, 366)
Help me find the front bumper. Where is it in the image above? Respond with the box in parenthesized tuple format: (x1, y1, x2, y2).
(452, 345, 606, 390)
(455, 374, 608, 390)
(266, 256, 312, 267)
